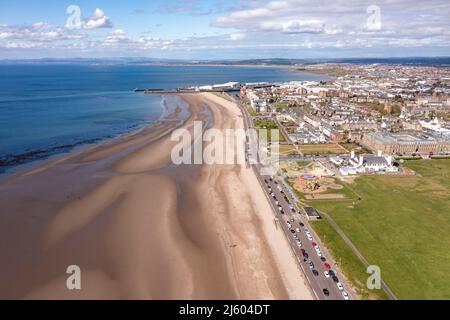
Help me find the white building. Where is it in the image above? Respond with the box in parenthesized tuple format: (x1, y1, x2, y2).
(347, 151, 398, 174)
(419, 119, 450, 134)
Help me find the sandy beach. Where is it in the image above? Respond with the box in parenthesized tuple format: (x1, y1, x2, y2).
(0, 93, 312, 300)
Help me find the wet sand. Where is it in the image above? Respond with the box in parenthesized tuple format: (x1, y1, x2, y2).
(0, 93, 312, 300)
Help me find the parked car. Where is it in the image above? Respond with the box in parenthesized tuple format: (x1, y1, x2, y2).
(312, 270, 319, 276)
(332, 276, 339, 283)
(342, 292, 350, 300)
(336, 283, 344, 291)
(324, 271, 330, 278)
(323, 289, 330, 296)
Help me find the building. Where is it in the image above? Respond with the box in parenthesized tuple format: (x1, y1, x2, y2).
(362, 132, 450, 155)
(330, 156, 344, 166)
(303, 207, 321, 220)
(419, 118, 450, 134)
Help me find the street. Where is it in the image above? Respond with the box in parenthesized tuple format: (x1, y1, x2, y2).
(236, 96, 353, 300)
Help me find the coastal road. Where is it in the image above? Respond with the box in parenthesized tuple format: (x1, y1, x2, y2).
(235, 96, 352, 300)
(261, 176, 351, 300)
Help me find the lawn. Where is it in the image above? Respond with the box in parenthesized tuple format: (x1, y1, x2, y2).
(308, 160, 450, 299)
(298, 144, 347, 155)
(339, 142, 372, 155)
(311, 219, 389, 300)
(277, 143, 347, 156)
(253, 119, 286, 142)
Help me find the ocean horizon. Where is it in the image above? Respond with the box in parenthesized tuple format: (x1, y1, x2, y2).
(0, 64, 326, 172)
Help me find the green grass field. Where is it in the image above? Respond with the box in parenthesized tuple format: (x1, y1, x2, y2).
(253, 119, 286, 142)
(298, 143, 347, 155)
(308, 160, 450, 299)
(311, 219, 390, 300)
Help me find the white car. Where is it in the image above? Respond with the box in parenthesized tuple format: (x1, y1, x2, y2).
(307, 235, 313, 241)
(337, 283, 344, 291)
(296, 241, 302, 247)
(342, 292, 350, 300)
(295, 228, 301, 233)
(316, 251, 322, 257)
(324, 271, 330, 278)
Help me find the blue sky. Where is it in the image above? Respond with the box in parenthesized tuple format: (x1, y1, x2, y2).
(1, 0, 449, 59)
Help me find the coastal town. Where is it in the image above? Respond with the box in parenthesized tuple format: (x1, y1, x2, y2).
(162, 63, 450, 300)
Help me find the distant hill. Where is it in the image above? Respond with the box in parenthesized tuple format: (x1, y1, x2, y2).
(1, 57, 449, 67)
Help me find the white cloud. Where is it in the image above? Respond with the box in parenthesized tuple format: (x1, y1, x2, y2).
(1, 1, 450, 58)
(228, 33, 246, 41)
(84, 8, 113, 29)
(260, 20, 324, 34)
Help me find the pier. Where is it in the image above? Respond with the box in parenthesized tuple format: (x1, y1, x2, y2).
(133, 82, 277, 94)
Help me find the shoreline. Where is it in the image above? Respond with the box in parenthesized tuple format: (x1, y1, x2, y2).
(0, 94, 179, 177)
(0, 92, 312, 300)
